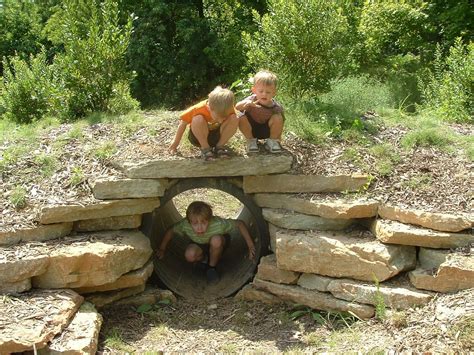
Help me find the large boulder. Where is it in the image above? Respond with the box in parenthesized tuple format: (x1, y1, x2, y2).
(276, 229, 416, 282)
(263, 208, 353, 231)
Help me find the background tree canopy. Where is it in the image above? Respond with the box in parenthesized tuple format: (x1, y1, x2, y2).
(0, 0, 472, 123)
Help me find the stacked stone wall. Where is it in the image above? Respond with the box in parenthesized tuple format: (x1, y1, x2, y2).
(1, 154, 473, 352)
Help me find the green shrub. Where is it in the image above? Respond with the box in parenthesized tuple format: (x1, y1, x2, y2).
(420, 38, 474, 122)
(243, 0, 353, 96)
(319, 75, 393, 125)
(401, 127, 453, 149)
(46, 0, 136, 119)
(1, 51, 62, 123)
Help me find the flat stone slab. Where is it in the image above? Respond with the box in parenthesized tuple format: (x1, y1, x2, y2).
(254, 193, 378, 219)
(31, 230, 153, 289)
(86, 284, 146, 308)
(74, 214, 142, 232)
(0, 223, 73, 246)
(254, 278, 375, 320)
(91, 177, 169, 199)
(121, 154, 293, 178)
(0, 289, 83, 354)
(379, 204, 473, 232)
(0, 244, 50, 285)
(276, 228, 416, 282)
(256, 254, 300, 284)
(40, 198, 160, 224)
(235, 284, 284, 304)
(409, 248, 474, 293)
(371, 219, 474, 249)
(263, 208, 353, 230)
(43, 302, 102, 355)
(112, 287, 177, 307)
(243, 174, 369, 193)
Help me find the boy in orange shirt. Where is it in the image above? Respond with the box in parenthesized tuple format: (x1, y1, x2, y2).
(169, 86, 239, 160)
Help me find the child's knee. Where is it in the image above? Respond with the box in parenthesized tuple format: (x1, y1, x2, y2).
(209, 235, 225, 249)
(185, 245, 202, 262)
(191, 115, 207, 127)
(269, 113, 284, 124)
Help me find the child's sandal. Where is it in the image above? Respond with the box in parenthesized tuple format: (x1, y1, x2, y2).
(201, 147, 215, 161)
(215, 145, 231, 159)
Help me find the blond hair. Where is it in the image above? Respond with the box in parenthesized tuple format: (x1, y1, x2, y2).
(253, 70, 278, 88)
(208, 86, 235, 115)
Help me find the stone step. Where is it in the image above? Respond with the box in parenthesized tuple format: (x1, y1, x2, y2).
(91, 177, 169, 199)
(409, 247, 474, 293)
(263, 208, 354, 230)
(0, 223, 73, 246)
(370, 219, 474, 249)
(253, 278, 375, 320)
(243, 173, 369, 193)
(0, 289, 83, 354)
(121, 154, 293, 178)
(379, 204, 473, 233)
(254, 193, 378, 219)
(256, 254, 300, 285)
(275, 228, 416, 282)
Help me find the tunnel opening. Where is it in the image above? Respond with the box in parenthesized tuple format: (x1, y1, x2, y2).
(141, 178, 269, 299)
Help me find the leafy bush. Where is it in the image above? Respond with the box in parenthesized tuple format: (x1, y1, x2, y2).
(46, 0, 136, 119)
(420, 38, 473, 122)
(318, 75, 394, 125)
(243, 0, 353, 96)
(1, 51, 63, 123)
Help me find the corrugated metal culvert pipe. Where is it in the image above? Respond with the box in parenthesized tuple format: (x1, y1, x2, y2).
(141, 178, 269, 299)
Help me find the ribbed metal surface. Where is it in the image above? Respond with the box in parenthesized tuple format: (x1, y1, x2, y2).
(141, 178, 269, 299)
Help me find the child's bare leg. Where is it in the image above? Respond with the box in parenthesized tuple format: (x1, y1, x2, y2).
(190, 115, 211, 149)
(217, 114, 239, 147)
(208, 235, 225, 267)
(268, 113, 284, 140)
(238, 115, 254, 139)
(184, 243, 204, 263)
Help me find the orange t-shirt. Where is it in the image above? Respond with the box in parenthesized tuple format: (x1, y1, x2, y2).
(180, 100, 221, 131)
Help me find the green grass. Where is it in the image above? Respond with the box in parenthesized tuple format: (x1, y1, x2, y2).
(401, 126, 454, 149)
(69, 166, 85, 187)
(34, 153, 58, 177)
(91, 140, 117, 162)
(369, 143, 401, 176)
(103, 327, 134, 352)
(9, 185, 27, 209)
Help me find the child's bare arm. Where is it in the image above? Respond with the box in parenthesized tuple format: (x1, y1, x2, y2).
(236, 220, 256, 260)
(156, 228, 174, 259)
(236, 97, 260, 111)
(169, 120, 188, 153)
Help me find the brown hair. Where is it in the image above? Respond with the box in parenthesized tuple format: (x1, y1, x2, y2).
(253, 70, 278, 88)
(208, 86, 235, 116)
(186, 201, 213, 221)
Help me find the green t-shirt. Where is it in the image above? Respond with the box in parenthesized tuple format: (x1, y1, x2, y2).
(172, 216, 236, 244)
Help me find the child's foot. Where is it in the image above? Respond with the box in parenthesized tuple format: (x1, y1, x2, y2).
(246, 138, 259, 153)
(200, 147, 215, 161)
(264, 138, 282, 153)
(206, 267, 220, 284)
(215, 145, 231, 159)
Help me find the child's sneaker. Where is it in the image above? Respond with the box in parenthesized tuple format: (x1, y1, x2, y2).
(264, 138, 282, 153)
(247, 138, 259, 153)
(206, 267, 220, 284)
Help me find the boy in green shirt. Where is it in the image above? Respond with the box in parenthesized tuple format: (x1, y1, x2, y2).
(157, 201, 256, 284)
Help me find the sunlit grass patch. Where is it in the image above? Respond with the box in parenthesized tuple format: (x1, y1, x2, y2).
(9, 185, 27, 209)
(369, 143, 401, 176)
(34, 153, 58, 177)
(401, 126, 454, 149)
(91, 141, 117, 162)
(103, 327, 134, 353)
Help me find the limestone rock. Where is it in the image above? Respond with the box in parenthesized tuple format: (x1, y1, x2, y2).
(253, 278, 375, 319)
(75, 260, 154, 294)
(276, 229, 416, 282)
(243, 174, 369, 193)
(74, 214, 142, 232)
(235, 284, 283, 304)
(0, 248, 50, 284)
(254, 194, 378, 219)
(0, 279, 31, 294)
(121, 154, 293, 178)
(43, 302, 102, 355)
(262, 208, 353, 231)
(0, 289, 83, 354)
(256, 254, 300, 284)
(40, 198, 160, 224)
(409, 248, 474, 293)
(326, 278, 433, 310)
(378, 204, 473, 232)
(298, 273, 333, 292)
(32, 230, 153, 289)
(268, 223, 278, 253)
(92, 177, 168, 199)
(371, 219, 474, 248)
(0, 223, 73, 246)
(86, 285, 146, 308)
(112, 287, 177, 307)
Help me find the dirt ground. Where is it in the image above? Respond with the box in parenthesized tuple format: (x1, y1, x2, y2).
(97, 288, 473, 353)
